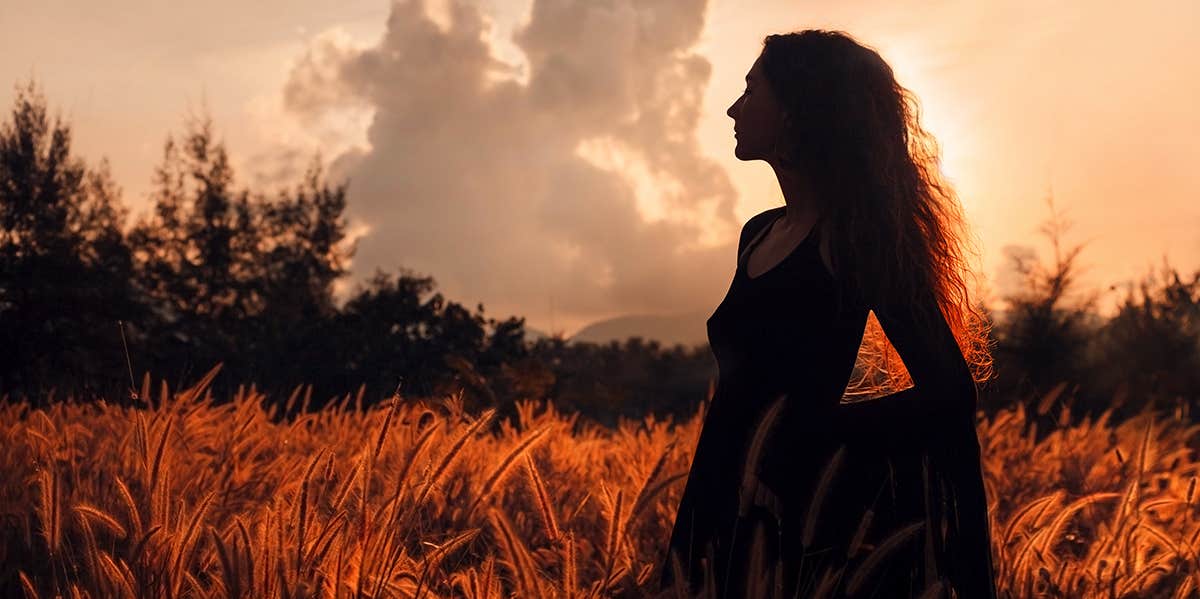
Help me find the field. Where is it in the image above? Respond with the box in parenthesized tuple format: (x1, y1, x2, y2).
(3, 364, 1199, 598)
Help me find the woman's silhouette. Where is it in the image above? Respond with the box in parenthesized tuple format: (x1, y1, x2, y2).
(657, 30, 998, 598)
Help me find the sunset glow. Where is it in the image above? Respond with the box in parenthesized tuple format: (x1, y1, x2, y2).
(2, 0, 1195, 337)
(4, 3, 1200, 597)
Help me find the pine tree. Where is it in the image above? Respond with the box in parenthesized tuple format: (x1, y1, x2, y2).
(0, 79, 143, 398)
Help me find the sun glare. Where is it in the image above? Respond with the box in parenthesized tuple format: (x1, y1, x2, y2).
(876, 39, 977, 202)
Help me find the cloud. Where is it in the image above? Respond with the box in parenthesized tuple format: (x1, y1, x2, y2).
(279, 0, 737, 332)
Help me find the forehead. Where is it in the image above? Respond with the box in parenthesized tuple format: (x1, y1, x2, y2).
(746, 54, 765, 79)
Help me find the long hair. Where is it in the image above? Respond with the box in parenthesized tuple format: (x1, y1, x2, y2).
(760, 30, 994, 391)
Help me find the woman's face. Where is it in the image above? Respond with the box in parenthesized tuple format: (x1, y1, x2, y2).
(726, 53, 788, 162)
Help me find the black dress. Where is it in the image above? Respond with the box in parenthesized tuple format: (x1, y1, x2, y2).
(658, 206, 998, 599)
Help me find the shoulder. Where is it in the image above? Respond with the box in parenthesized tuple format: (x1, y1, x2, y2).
(746, 205, 785, 229)
(737, 206, 785, 252)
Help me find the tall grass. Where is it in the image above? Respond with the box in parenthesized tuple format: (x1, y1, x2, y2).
(2, 364, 1198, 598)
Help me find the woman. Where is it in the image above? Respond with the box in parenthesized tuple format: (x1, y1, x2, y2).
(657, 30, 998, 598)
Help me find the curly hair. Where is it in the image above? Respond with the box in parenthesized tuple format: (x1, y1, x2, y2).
(759, 29, 994, 389)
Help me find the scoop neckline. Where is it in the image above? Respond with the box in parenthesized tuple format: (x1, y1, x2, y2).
(739, 209, 821, 281)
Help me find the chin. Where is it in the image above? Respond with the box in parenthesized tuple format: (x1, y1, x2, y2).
(733, 145, 756, 160)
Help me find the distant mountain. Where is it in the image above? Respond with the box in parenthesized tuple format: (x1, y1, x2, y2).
(568, 311, 711, 349)
(522, 325, 553, 343)
(536, 305, 1025, 349)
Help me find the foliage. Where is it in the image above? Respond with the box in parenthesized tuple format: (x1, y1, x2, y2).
(988, 189, 1200, 421)
(125, 111, 357, 400)
(0, 79, 726, 422)
(0, 79, 539, 412)
(1091, 261, 1200, 409)
(0, 80, 145, 396)
(328, 268, 541, 415)
(991, 192, 1100, 405)
(526, 336, 717, 428)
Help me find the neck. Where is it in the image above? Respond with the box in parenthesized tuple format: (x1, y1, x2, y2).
(770, 163, 822, 231)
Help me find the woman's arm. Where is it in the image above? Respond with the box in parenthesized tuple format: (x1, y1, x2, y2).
(833, 287, 979, 451)
(834, 290, 996, 597)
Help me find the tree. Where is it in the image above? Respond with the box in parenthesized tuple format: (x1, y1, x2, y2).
(324, 268, 546, 413)
(126, 113, 263, 388)
(242, 154, 355, 396)
(126, 112, 359, 400)
(0, 79, 144, 398)
(1092, 259, 1200, 410)
(993, 190, 1100, 406)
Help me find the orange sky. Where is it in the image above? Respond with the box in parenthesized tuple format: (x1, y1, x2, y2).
(3, 0, 1197, 338)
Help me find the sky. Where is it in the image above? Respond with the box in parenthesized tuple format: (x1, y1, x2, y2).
(2, 0, 1197, 338)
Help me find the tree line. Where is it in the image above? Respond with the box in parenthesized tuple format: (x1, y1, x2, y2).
(2, 78, 1197, 427)
(0, 79, 718, 426)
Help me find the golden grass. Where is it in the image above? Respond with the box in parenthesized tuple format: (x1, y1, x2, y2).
(2, 365, 1200, 598)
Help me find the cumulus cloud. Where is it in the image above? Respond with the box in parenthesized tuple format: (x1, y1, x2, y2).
(279, 0, 738, 333)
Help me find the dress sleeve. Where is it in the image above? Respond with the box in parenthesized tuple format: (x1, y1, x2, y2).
(833, 289, 999, 598)
(832, 286, 979, 451)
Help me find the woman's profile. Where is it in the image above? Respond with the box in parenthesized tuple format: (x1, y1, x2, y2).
(656, 30, 998, 598)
